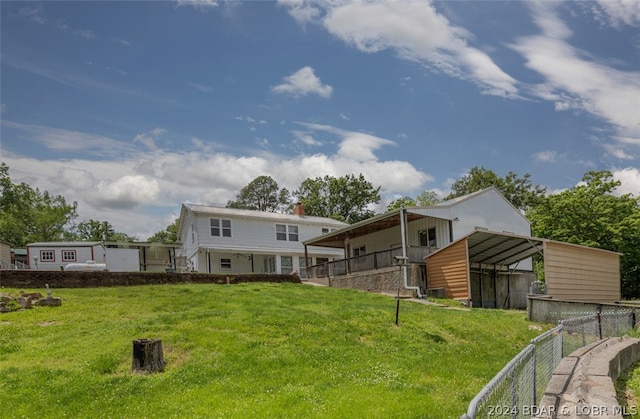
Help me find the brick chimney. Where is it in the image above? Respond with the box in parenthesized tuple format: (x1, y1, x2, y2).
(294, 202, 305, 216)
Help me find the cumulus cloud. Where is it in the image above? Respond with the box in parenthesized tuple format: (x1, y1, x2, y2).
(0, 122, 433, 239)
(271, 66, 333, 98)
(94, 175, 160, 209)
(612, 167, 640, 197)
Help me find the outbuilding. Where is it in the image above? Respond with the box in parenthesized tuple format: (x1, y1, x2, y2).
(425, 229, 621, 307)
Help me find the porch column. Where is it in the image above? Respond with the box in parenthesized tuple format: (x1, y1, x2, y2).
(303, 245, 309, 277)
(344, 236, 351, 274)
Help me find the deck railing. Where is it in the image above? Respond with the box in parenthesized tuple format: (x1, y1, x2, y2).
(306, 245, 435, 278)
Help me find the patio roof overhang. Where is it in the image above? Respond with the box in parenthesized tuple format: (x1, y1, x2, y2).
(303, 208, 437, 249)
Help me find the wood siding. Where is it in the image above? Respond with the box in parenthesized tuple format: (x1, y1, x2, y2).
(426, 239, 470, 299)
(544, 241, 620, 303)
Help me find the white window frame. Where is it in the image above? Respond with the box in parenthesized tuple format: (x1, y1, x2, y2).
(62, 250, 77, 262)
(354, 246, 366, 257)
(40, 250, 55, 262)
(211, 218, 232, 237)
(275, 224, 298, 241)
(220, 258, 231, 270)
(281, 256, 293, 274)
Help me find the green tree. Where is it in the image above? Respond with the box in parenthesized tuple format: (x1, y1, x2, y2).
(416, 190, 441, 206)
(71, 219, 135, 242)
(147, 219, 179, 243)
(294, 174, 381, 223)
(446, 166, 546, 211)
(386, 196, 416, 212)
(227, 175, 290, 212)
(527, 170, 640, 298)
(0, 163, 78, 246)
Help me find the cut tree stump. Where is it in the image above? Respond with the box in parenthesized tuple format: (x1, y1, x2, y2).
(132, 339, 165, 373)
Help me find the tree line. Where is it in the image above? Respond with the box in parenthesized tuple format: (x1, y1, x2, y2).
(1, 161, 639, 297)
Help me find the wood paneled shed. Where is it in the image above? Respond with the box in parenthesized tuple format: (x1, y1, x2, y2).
(426, 229, 621, 306)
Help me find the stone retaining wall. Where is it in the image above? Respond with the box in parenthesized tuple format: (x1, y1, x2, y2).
(538, 336, 640, 418)
(0, 270, 301, 289)
(318, 265, 423, 297)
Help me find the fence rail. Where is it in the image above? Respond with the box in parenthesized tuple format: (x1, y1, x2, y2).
(463, 298, 638, 418)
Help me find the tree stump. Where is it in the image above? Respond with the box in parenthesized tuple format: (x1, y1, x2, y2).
(131, 339, 165, 373)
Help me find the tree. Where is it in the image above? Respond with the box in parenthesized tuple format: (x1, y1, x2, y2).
(387, 190, 441, 212)
(147, 219, 179, 243)
(71, 219, 136, 242)
(386, 196, 416, 212)
(227, 175, 290, 212)
(0, 163, 78, 246)
(527, 170, 640, 298)
(446, 166, 546, 211)
(294, 174, 381, 223)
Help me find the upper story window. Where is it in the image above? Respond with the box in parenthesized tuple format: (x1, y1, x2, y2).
(321, 227, 336, 234)
(276, 224, 298, 241)
(62, 250, 77, 262)
(40, 250, 55, 262)
(354, 246, 366, 257)
(211, 219, 232, 237)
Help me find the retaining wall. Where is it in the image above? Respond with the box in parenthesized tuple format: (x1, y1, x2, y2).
(319, 265, 423, 297)
(0, 270, 301, 289)
(538, 336, 640, 418)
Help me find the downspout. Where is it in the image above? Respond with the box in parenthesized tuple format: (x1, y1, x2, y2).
(400, 208, 423, 298)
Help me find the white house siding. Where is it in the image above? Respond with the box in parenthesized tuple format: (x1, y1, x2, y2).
(348, 217, 451, 257)
(27, 243, 104, 270)
(178, 204, 347, 274)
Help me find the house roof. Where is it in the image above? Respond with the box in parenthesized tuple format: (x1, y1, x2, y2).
(302, 208, 436, 248)
(27, 241, 103, 247)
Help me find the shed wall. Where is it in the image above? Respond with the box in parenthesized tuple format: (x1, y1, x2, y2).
(544, 241, 620, 303)
(426, 239, 470, 299)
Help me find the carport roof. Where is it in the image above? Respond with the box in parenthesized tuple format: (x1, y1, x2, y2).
(428, 229, 546, 267)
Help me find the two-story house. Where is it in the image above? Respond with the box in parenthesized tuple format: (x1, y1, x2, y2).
(177, 203, 348, 275)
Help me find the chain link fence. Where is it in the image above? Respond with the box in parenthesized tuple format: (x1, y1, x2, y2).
(462, 298, 638, 418)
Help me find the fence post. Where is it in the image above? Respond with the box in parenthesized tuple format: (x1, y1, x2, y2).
(597, 304, 603, 339)
(531, 340, 537, 406)
(510, 368, 517, 419)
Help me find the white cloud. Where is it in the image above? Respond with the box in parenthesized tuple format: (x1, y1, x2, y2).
(1, 123, 433, 239)
(188, 82, 214, 92)
(512, 2, 640, 160)
(272, 66, 333, 98)
(612, 167, 640, 197)
(277, 0, 321, 26)
(94, 176, 160, 209)
(133, 128, 166, 149)
(18, 6, 45, 24)
(176, 0, 219, 10)
(532, 150, 557, 163)
(592, 0, 640, 27)
(293, 1, 520, 98)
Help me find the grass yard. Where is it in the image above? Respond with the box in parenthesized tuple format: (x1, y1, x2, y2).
(0, 283, 542, 418)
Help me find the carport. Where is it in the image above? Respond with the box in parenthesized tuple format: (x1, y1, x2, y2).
(425, 229, 621, 307)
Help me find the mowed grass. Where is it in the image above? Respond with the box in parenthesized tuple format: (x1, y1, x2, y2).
(0, 283, 541, 418)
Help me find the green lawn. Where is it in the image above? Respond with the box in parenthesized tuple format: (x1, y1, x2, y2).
(0, 283, 542, 418)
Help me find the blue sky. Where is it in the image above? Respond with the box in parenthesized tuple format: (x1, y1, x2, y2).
(1, 0, 639, 240)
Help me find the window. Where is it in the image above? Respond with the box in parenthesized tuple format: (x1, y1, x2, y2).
(40, 250, 55, 262)
(220, 258, 231, 270)
(419, 228, 437, 247)
(264, 256, 276, 273)
(354, 246, 366, 257)
(276, 224, 298, 241)
(62, 250, 77, 262)
(211, 219, 232, 237)
(298, 257, 307, 278)
(316, 257, 329, 265)
(281, 256, 293, 274)
(322, 227, 336, 234)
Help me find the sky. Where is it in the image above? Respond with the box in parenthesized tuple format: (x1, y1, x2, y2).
(1, 0, 639, 240)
